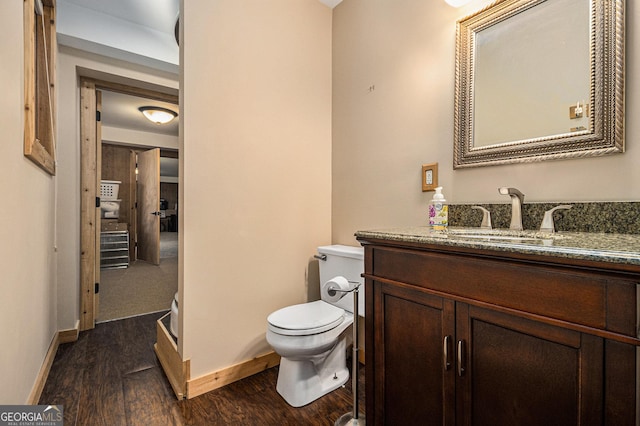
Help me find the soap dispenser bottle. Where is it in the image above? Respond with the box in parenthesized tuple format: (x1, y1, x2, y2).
(429, 186, 448, 230)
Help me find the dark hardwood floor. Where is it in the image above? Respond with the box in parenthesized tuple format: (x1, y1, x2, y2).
(39, 312, 365, 425)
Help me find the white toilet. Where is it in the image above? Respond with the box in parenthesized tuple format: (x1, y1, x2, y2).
(266, 245, 364, 407)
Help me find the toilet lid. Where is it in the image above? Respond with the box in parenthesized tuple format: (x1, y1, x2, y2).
(268, 301, 345, 335)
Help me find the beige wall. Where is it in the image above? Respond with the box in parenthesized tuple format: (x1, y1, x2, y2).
(332, 0, 640, 245)
(0, 1, 58, 403)
(181, 0, 332, 378)
(8, 0, 637, 403)
(55, 46, 178, 331)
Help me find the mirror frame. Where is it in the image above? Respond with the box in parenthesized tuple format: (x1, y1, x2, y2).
(453, 0, 625, 169)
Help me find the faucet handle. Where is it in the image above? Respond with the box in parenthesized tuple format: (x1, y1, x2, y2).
(540, 205, 572, 233)
(471, 206, 492, 229)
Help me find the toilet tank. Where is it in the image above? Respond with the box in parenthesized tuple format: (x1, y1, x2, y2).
(317, 245, 365, 315)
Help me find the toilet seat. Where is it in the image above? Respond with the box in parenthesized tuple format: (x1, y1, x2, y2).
(268, 300, 345, 336)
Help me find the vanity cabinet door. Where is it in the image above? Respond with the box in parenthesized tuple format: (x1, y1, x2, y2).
(372, 281, 456, 425)
(457, 304, 604, 426)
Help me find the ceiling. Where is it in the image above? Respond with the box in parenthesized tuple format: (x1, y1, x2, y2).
(60, 0, 342, 166)
(62, 0, 180, 33)
(100, 91, 179, 136)
(62, 0, 340, 33)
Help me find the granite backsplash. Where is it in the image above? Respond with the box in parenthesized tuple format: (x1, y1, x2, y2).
(448, 202, 640, 234)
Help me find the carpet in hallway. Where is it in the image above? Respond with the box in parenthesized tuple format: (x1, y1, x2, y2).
(98, 232, 178, 322)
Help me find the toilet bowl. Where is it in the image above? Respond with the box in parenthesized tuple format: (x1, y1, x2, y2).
(266, 301, 354, 407)
(266, 245, 364, 407)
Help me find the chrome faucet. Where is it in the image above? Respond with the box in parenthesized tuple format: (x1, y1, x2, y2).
(540, 205, 572, 233)
(471, 206, 492, 229)
(498, 187, 525, 231)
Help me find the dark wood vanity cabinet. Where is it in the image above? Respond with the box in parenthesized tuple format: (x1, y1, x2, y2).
(360, 241, 639, 425)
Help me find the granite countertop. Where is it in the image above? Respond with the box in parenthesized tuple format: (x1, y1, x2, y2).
(355, 226, 640, 266)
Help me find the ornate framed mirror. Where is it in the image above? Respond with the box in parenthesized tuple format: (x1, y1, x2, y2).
(453, 0, 624, 169)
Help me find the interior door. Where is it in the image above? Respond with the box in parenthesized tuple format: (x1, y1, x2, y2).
(137, 148, 161, 265)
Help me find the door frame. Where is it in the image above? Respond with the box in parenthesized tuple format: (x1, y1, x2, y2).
(79, 77, 178, 331)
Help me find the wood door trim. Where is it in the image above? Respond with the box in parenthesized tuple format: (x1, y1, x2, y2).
(79, 77, 178, 331)
(95, 90, 102, 321)
(85, 77, 178, 104)
(79, 79, 97, 331)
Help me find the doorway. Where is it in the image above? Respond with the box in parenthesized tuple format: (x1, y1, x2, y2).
(79, 77, 179, 330)
(98, 146, 179, 322)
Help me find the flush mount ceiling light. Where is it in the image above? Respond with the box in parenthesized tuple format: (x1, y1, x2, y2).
(138, 106, 178, 124)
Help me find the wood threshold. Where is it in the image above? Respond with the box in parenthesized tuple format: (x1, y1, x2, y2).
(187, 352, 281, 400)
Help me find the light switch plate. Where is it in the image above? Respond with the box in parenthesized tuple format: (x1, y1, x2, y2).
(422, 163, 438, 192)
